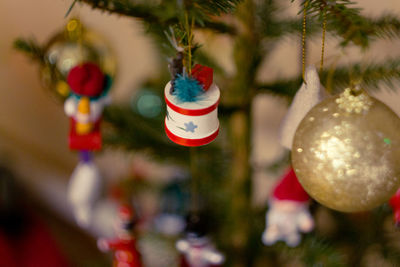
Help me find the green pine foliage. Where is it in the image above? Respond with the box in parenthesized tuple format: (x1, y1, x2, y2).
(303, 0, 400, 47)
(14, 0, 400, 266)
(13, 38, 44, 62)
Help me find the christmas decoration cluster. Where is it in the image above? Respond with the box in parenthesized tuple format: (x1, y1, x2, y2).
(14, 0, 400, 265)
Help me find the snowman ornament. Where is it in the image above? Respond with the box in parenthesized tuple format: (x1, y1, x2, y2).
(176, 214, 225, 267)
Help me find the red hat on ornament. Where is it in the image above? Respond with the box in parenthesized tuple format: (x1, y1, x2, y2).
(119, 205, 135, 221)
(67, 62, 105, 97)
(272, 168, 309, 202)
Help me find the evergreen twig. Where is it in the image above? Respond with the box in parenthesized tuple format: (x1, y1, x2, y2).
(13, 38, 44, 62)
(77, 0, 237, 34)
(300, 0, 400, 47)
(256, 58, 400, 97)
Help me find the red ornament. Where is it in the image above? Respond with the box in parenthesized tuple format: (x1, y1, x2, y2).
(191, 64, 213, 91)
(103, 239, 142, 267)
(390, 188, 400, 225)
(98, 204, 142, 267)
(0, 213, 69, 267)
(69, 119, 102, 150)
(67, 62, 105, 97)
(272, 168, 310, 203)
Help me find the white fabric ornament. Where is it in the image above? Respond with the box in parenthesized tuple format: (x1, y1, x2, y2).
(279, 66, 326, 150)
(68, 161, 102, 228)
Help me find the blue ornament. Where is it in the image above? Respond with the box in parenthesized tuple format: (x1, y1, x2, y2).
(173, 74, 204, 102)
(132, 89, 162, 118)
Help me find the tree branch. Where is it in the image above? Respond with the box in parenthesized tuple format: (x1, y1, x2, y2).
(303, 1, 400, 47)
(256, 58, 400, 97)
(77, 0, 236, 35)
(13, 38, 45, 63)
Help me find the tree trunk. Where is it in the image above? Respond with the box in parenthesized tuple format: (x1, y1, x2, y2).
(224, 0, 261, 265)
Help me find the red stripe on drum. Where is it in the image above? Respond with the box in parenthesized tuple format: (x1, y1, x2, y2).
(165, 122, 219, 147)
(165, 93, 219, 116)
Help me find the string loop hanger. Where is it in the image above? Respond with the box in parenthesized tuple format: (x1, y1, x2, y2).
(301, 0, 329, 82)
(320, 3, 327, 73)
(301, 0, 309, 82)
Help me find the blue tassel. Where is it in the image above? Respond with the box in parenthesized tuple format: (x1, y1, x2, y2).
(173, 74, 204, 102)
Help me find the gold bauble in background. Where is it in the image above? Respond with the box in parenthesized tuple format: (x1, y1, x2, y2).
(41, 18, 116, 99)
(292, 88, 400, 212)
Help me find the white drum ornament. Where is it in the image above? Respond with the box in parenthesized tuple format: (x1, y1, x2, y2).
(164, 82, 220, 146)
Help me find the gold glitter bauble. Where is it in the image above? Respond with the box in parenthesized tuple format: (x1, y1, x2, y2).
(41, 18, 116, 99)
(292, 88, 400, 212)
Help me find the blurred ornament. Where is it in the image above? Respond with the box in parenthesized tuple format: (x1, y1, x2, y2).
(139, 234, 179, 267)
(154, 214, 185, 236)
(97, 204, 143, 267)
(262, 168, 314, 247)
(279, 65, 326, 150)
(389, 188, 400, 225)
(176, 213, 225, 267)
(42, 18, 116, 99)
(67, 62, 105, 96)
(154, 180, 189, 236)
(131, 89, 162, 118)
(64, 62, 111, 150)
(68, 152, 102, 228)
(292, 88, 400, 212)
(165, 65, 219, 147)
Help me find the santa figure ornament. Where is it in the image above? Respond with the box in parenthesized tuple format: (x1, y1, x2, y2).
(390, 188, 400, 226)
(98, 205, 142, 267)
(262, 168, 314, 247)
(176, 214, 225, 267)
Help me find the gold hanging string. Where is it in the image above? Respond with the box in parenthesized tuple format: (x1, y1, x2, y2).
(301, 0, 309, 81)
(65, 0, 78, 18)
(320, 5, 327, 73)
(65, 0, 84, 66)
(65, 17, 85, 69)
(184, 12, 195, 76)
(189, 17, 195, 75)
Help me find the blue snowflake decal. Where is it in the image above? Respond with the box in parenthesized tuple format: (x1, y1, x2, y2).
(184, 121, 198, 133)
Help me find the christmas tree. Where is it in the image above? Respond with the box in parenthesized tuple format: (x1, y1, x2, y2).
(14, 0, 400, 266)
